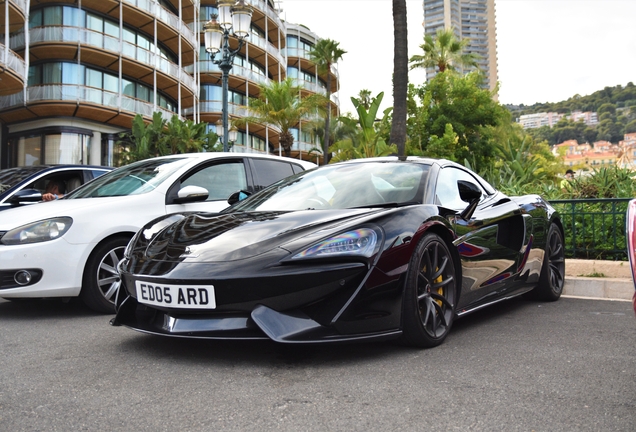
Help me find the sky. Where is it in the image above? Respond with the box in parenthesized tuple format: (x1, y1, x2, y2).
(279, 0, 636, 114)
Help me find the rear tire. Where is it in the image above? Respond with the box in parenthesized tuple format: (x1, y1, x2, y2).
(401, 233, 457, 348)
(80, 237, 129, 314)
(533, 223, 565, 301)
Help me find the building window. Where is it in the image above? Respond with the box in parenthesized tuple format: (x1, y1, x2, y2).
(10, 130, 93, 167)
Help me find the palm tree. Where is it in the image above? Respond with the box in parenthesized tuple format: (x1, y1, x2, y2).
(329, 92, 397, 162)
(238, 78, 324, 158)
(358, 89, 372, 110)
(309, 38, 346, 164)
(391, 0, 408, 157)
(409, 27, 478, 73)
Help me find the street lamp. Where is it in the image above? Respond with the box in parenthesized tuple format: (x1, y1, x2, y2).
(204, 0, 253, 152)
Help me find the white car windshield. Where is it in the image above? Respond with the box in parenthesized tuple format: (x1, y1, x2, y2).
(230, 162, 429, 211)
(67, 158, 189, 198)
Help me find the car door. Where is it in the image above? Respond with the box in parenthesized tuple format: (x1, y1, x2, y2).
(165, 157, 251, 213)
(435, 166, 528, 309)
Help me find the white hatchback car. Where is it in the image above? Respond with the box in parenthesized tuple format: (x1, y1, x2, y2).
(0, 153, 315, 313)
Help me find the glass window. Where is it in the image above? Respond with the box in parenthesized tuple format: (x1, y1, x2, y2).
(287, 36, 298, 48)
(43, 6, 62, 26)
(181, 161, 247, 201)
(42, 63, 62, 83)
(68, 158, 190, 198)
(250, 159, 294, 189)
(123, 28, 136, 44)
(44, 133, 83, 164)
(17, 136, 42, 166)
(435, 167, 486, 211)
(104, 20, 119, 37)
(86, 14, 103, 32)
(62, 62, 81, 84)
(103, 74, 118, 93)
(86, 68, 102, 88)
(63, 6, 81, 27)
(122, 79, 135, 97)
(137, 84, 150, 102)
(29, 9, 42, 28)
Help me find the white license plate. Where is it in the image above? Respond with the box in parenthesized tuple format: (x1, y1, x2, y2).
(135, 280, 216, 309)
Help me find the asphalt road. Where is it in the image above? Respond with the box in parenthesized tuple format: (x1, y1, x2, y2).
(0, 296, 634, 432)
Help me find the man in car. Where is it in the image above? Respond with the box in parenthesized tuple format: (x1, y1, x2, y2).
(42, 179, 66, 201)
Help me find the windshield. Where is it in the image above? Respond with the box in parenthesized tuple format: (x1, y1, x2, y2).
(0, 166, 49, 193)
(230, 162, 429, 212)
(67, 158, 189, 198)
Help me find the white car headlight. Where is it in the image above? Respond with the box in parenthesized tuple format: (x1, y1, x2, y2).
(1, 217, 73, 245)
(292, 228, 379, 259)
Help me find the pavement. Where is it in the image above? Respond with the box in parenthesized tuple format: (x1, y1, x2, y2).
(564, 259, 634, 301)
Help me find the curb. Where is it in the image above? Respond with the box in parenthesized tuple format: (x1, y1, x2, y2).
(563, 276, 633, 301)
(564, 259, 634, 301)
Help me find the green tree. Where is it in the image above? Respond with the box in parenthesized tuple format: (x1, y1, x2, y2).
(161, 116, 218, 154)
(309, 39, 346, 164)
(390, 0, 408, 156)
(406, 71, 506, 168)
(118, 113, 219, 164)
(238, 78, 324, 158)
(329, 92, 396, 162)
(409, 27, 478, 73)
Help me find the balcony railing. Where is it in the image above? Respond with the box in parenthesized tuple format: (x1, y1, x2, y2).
(0, 43, 26, 78)
(196, 61, 271, 86)
(22, 27, 195, 93)
(8, 0, 28, 15)
(285, 48, 339, 78)
(0, 84, 178, 122)
(122, 0, 197, 47)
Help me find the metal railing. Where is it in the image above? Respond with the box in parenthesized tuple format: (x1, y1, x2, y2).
(549, 198, 630, 260)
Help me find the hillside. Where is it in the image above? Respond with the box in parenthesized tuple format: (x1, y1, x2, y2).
(504, 83, 636, 145)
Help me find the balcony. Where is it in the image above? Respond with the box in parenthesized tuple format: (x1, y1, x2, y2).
(0, 84, 179, 125)
(197, 60, 271, 88)
(0, 44, 26, 95)
(22, 26, 196, 99)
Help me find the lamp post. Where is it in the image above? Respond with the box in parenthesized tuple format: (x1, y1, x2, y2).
(204, 0, 253, 152)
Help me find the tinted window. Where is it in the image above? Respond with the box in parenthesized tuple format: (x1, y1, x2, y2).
(250, 159, 295, 189)
(181, 161, 247, 201)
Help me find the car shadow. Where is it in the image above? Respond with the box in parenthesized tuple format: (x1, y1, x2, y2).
(0, 298, 107, 320)
(111, 297, 538, 366)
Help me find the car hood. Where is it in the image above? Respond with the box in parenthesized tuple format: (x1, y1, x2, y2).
(140, 208, 389, 263)
(0, 195, 155, 229)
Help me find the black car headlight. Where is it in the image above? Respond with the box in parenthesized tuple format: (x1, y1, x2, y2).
(291, 228, 380, 260)
(1, 217, 73, 245)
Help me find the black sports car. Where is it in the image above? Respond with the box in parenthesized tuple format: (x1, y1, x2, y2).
(111, 157, 565, 347)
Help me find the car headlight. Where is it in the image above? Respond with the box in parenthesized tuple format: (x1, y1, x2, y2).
(292, 228, 379, 259)
(1, 217, 73, 245)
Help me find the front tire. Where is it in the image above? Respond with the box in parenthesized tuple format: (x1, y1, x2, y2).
(80, 237, 129, 313)
(401, 233, 457, 348)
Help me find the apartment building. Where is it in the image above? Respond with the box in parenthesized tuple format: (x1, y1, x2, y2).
(519, 110, 598, 129)
(422, 0, 498, 94)
(0, 0, 339, 168)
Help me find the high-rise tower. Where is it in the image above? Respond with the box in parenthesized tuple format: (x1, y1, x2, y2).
(422, 0, 498, 95)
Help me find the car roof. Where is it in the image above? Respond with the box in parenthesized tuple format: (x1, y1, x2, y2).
(143, 152, 316, 169)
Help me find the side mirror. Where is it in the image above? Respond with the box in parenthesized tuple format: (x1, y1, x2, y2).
(174, 185, 209, 204)
(227, 190, 251, 205)
(9, 189, 43, 204)
(457, 180, 481, 220)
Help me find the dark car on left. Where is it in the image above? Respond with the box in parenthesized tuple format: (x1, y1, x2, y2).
(0, 165, 112, 211)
